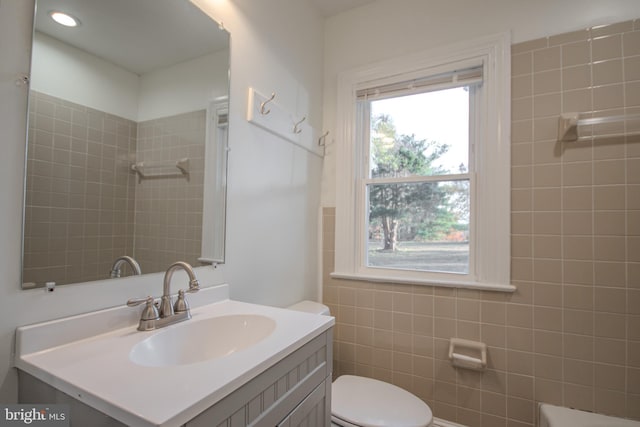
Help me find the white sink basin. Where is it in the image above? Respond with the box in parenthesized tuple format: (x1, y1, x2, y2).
(129, 314, 276, 367)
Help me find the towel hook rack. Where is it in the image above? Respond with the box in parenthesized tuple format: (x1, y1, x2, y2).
(293, 116, 306, 134)
(259, 92, 276, 115)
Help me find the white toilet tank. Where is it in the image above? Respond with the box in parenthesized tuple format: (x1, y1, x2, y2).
(287, 300, 330, 316)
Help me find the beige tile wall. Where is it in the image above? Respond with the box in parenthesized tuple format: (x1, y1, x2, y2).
(24, 91, 136, 286)
(24, 94, 205, 285)
(133, 111, 206, 273)
(323, 19, 640, 426)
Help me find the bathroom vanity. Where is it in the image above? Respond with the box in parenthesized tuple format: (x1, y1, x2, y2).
(15, 285, 334, 427)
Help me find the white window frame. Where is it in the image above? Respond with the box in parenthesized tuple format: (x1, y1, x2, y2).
(332, 33, 514, 292)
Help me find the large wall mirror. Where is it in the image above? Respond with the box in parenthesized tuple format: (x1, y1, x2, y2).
(22, 0, 230, 289)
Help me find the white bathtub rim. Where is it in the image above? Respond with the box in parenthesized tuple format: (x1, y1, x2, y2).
(538, 403, 640, 427)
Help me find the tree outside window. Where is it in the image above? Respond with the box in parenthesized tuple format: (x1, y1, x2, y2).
(363, 88, 471, 274)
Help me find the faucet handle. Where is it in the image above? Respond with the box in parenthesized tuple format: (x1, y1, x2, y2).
(127, 296, 160, 331)
(127, 296, 159, 319)
(173, 289, 190, 313)
(127, 296, 154, 307)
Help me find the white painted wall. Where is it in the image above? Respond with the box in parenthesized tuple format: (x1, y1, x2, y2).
(0, 0, 324, 402)
(31, 32, 140, 120)
(191, 0, 324, 307)
(31, 32, 230, 122)
(320, 0, 640, 205)
(137, 49, 230, 121)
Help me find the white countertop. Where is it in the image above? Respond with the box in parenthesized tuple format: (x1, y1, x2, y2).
(14, 285, 334, 427)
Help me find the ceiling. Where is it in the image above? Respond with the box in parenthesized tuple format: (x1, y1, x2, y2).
(309, 0, 377, 17)
(34, 0, 229, 75)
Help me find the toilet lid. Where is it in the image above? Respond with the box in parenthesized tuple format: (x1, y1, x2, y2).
(331, 376, 433, 427)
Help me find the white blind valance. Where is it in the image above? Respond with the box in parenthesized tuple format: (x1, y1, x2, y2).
(356, 65, 483, 101)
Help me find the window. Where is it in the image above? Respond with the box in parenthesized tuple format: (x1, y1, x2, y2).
(333, 34, 513, 292)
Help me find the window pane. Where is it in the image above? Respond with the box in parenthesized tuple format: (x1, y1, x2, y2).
(369, 87, 469, 178)
(367, 180, 469, 274)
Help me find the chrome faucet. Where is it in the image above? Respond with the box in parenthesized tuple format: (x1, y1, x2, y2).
(110, 256, 142, 278)
(126, 261, 200, 331)
(159, 261, 200, 318)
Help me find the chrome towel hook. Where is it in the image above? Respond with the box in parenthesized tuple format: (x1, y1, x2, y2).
(318, 131, 329, 146)
(293, 116, 306, 134)
(260, 92, 276, 115)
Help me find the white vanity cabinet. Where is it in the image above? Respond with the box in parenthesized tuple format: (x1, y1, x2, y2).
(19, 330, 332, 427)
(186, 330, 332, 427)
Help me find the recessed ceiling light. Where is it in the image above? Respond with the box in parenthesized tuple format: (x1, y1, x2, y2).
(49, 11, 80, 27)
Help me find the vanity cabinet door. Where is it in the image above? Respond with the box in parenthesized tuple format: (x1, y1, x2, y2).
(276, 379, 330, 427)
(186, 329, 333, 427)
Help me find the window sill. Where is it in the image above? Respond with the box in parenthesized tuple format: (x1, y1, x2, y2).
(330, 271, 516, 293)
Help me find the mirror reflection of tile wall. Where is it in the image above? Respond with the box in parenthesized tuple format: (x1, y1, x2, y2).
(134, 111, 205, 274)
(24, 91, 137, 286)
(23, 92, 204, 286)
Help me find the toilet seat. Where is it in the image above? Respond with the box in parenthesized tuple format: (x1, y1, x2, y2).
(331, 375, 433, 427)
(331, 415, 361, 427)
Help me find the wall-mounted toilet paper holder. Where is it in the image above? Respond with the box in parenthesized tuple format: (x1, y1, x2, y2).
(448, 338, 487, 371)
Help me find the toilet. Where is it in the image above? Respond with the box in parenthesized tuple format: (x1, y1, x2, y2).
(288, 301, 433, 427)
